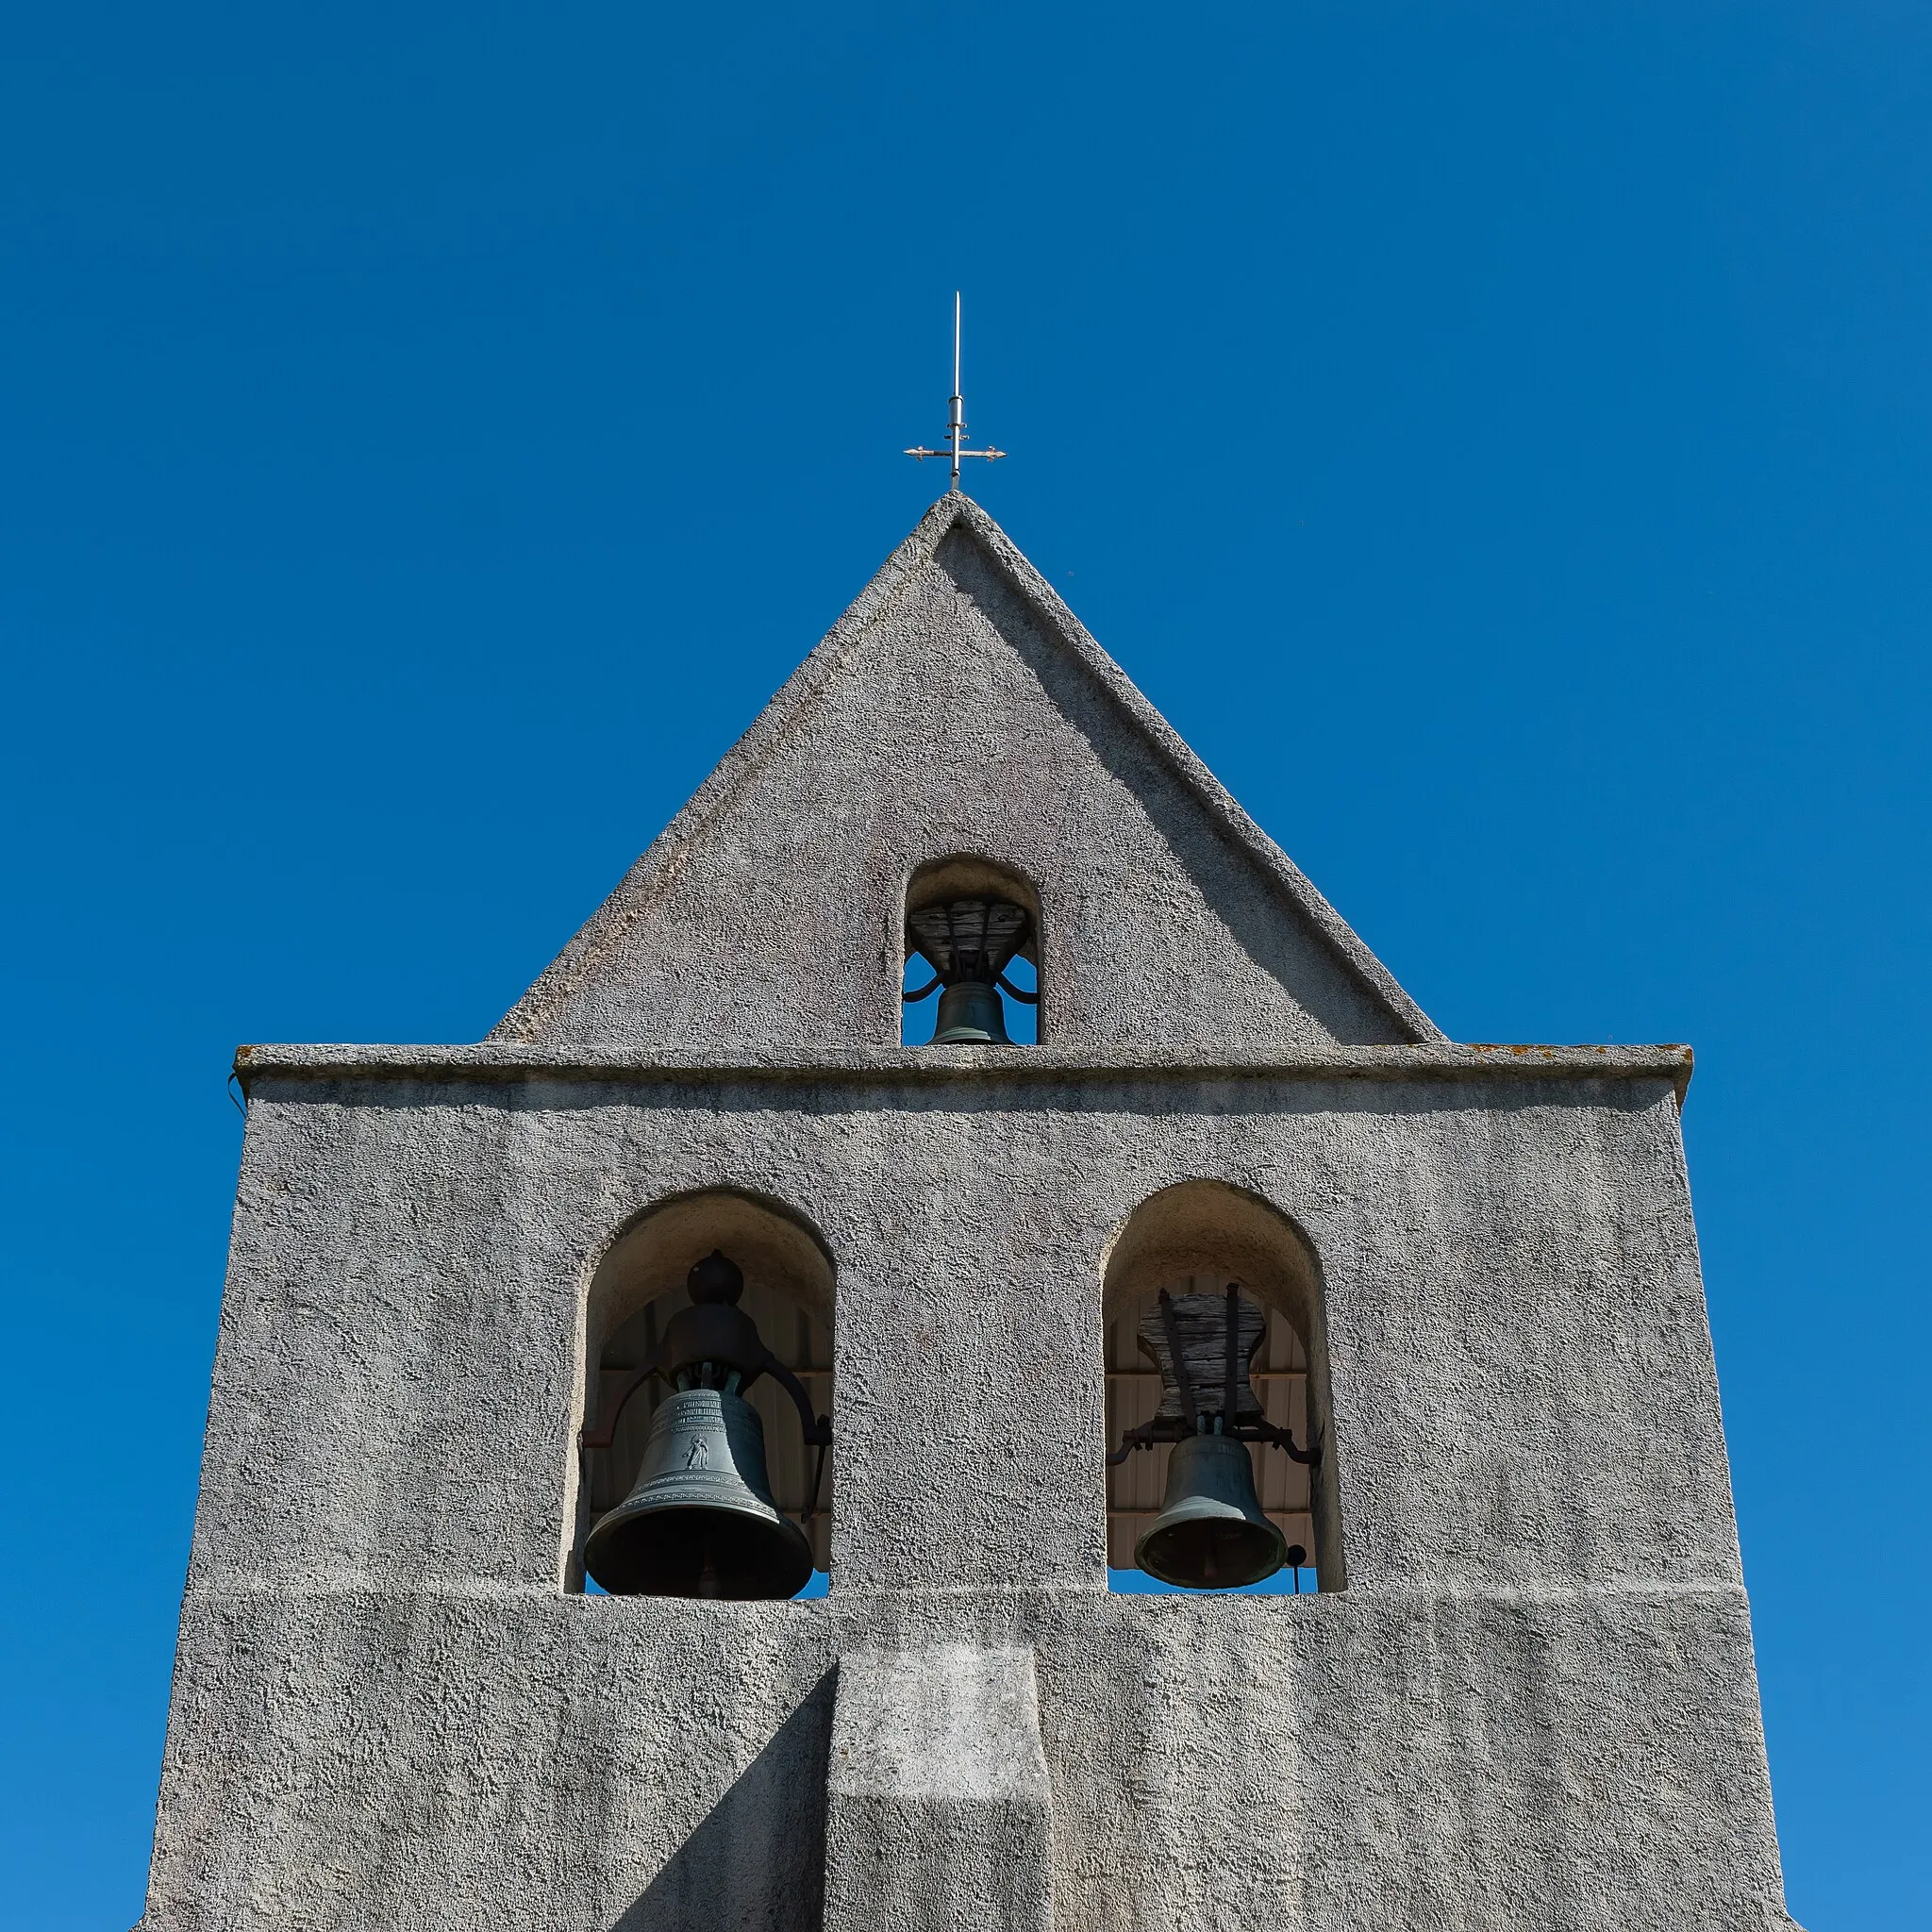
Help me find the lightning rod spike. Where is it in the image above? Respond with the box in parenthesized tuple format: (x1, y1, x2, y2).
(901, 291, 1008, 490)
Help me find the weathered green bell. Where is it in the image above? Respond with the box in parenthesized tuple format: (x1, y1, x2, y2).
(1135, 1430, 1287, 1590)
(583, 1387, 814, 1600)
(932, 977, 1009, 1044)
(905, 895, 1033, 1043)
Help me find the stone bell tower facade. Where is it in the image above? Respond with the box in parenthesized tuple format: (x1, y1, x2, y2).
(140, 494, 1801, 1930)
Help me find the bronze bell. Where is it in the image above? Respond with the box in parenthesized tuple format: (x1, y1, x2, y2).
(580, 1250, 829, 1601)
(583, 1386, 813, 1599)
(933, 978, 1008, 1044)
(904, 896, 1036, 1043)
(1108, 1283, 1321, 1591)
(1135, 1429, 1286, 1589)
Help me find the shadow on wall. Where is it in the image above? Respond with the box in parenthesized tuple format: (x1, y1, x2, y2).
(615, 1670, 836, 1932)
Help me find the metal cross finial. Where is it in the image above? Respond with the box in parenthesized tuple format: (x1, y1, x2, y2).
(904, 291, 1007, 490)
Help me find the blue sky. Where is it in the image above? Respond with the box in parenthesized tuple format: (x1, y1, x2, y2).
(3, 5, 1927, 1926)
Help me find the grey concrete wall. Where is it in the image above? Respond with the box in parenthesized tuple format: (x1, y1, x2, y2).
(491, 499, 1437, 1055)
(826, 1645, 1053, 1932)
(184, 1066, 1735, 1598)
(142, 1586, 1789, 1931)
(140, 1058, 1796, 1930)
(139, 500, 1795, 1930)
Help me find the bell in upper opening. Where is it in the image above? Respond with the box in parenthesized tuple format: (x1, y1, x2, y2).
(905, 895, 1035, 1044)
(1136, 1429, 1287, 1589)
(583, 1386, 814, 1599)
(933, 977, 1008, 1044)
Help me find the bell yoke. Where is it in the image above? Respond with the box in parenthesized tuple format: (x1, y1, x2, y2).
(580, 1251, 830, 1600)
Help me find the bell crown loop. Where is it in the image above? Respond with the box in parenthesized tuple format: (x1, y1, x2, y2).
(660, 1298, 768, 1381)
(687, 1249, 744, 1304)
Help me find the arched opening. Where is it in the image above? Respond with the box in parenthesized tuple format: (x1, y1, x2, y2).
(1101, 1180, 1343, 1594)
(901, 855, 1041, 1045)
(573, 1189, 835, 1598)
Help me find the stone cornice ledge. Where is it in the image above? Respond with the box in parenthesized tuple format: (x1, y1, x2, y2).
(236, 1041, 1692, 1102)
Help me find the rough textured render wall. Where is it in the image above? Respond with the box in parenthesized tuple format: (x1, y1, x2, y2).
(825, 1645, 1053, 1932)
(491, 497, 1437, 1055)
(139, 1064, 1800, 1930)
(139, 499, 1796, 1929)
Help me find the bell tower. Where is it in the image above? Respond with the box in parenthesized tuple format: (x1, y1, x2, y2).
(138, 493, 1803, 1930)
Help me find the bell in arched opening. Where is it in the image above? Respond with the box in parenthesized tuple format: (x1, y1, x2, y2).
(904, 896, 1037, 1043)
(1108, 1284, 1321, 1590)
(581, 1251, 828, 1600)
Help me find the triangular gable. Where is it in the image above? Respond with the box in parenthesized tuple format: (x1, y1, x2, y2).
(491, 494, 1441, 1051)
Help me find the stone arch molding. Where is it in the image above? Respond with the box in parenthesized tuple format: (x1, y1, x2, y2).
(568, 1187, 839, 1587)
(1101, 1178, 1346, 1591)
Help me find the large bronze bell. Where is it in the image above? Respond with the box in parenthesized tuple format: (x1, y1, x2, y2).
(583, 1387, 814, 1600)
(579, 1250, 829, 1601)
(1135, 1429, 1287, 1589)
